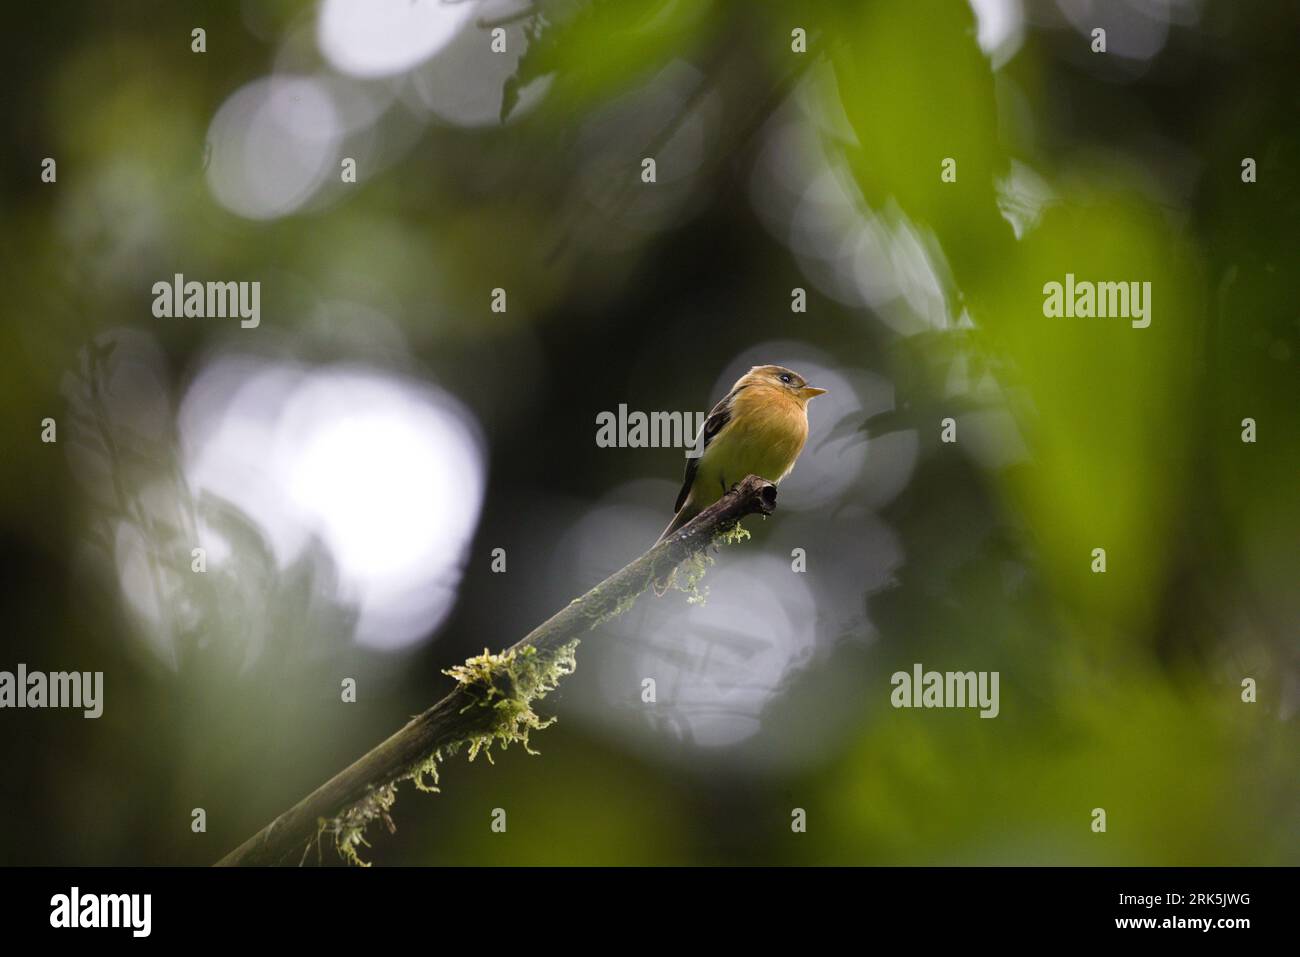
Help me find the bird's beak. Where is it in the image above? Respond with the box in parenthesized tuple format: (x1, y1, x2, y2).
(799, 386, 827, 399)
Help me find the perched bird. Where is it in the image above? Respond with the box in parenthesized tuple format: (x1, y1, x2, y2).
(656, 365, 826, 544)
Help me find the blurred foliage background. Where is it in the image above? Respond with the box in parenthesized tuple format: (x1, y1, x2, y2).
(1, 0, 1296, 865)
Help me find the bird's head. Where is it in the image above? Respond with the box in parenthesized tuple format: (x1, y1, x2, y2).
(746, 365, 827, 404)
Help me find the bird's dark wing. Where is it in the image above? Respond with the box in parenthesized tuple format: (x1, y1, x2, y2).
(673, 387, 740, 512)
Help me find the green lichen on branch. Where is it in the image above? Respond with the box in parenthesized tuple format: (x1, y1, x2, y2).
(717, 522, 752, 546)
(308, 640, 579, 866)
(590, 587, 641, 627)
(443, 641, 580, 761)
(309, 782, 398, 867)
(661, 518, 755, 605)
(405, 746, 445, 794)
(674, 549, 713, 604)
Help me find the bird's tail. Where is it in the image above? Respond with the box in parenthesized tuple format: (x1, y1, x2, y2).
(655, 503, 699, 547)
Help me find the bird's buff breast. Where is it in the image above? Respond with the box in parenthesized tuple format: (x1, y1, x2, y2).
(693, 388, 808, 506)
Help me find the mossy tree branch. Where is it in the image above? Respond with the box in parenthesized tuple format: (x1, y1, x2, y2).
(215, 475, 778, 866)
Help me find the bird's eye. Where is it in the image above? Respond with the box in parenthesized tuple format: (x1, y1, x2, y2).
(779, 373, 792, 384)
